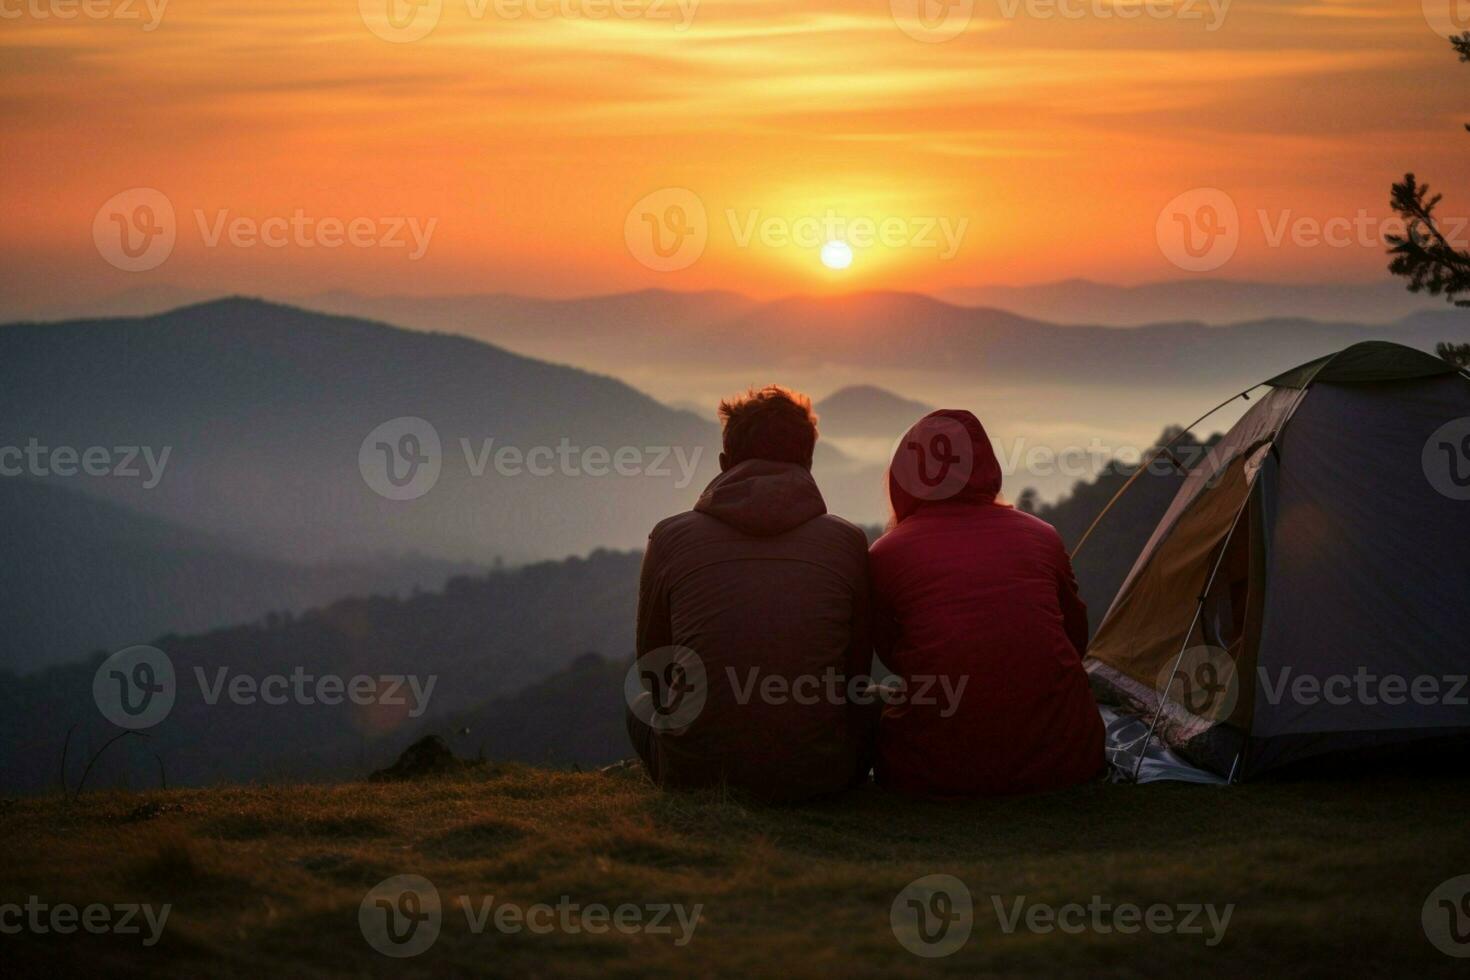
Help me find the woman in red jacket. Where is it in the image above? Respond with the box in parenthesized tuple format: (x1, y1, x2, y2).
(870, 409, 1104, 797)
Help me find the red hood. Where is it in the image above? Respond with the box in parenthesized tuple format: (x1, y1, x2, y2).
(887, 409, 1003, 524)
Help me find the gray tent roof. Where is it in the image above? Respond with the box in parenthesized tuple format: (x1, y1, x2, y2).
(1266, 340, 1457, 388)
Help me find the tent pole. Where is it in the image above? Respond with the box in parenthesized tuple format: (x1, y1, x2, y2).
(1130, 488, 1253, 783)
(1071, 386, 1261, 562)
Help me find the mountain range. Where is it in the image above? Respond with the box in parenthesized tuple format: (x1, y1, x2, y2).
(3, 292, 1464, 674)
(936, 278, 1444, 326)
(6, 277, 1447, 330)
(0, 298, 743, 565)
(0, 550, 644, 792)
(0, 478, 480, 673)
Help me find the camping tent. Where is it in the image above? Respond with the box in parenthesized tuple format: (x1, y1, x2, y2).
(1086, 341, 1470, 781)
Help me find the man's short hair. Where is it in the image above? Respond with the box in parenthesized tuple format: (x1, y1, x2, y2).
(718, 385, 819, 468)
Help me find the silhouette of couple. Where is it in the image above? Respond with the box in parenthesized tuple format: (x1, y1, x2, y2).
(627, 386, 1103, 801)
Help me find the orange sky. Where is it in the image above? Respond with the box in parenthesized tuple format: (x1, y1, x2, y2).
(3, 0, 1468, 309)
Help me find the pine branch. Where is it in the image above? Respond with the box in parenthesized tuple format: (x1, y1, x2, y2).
(1386, 34, 1470, 307)
(1387, 174, 1470, 306)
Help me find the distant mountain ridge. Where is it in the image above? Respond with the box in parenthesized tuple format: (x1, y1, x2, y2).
(0, 297, 903, 671)
(815, 385, 933, 438)
(8, 294, 1459, 549)
(938, 278, 1445, 326)
(8, 279, 1447, 329)
(0, 298, 734, 564)
(283, 288, 1469, 393)
(0, 479, 480, 672)
(0, 549, 644, 793)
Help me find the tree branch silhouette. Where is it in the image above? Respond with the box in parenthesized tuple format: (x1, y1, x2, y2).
(1387, 33, 1470, 308)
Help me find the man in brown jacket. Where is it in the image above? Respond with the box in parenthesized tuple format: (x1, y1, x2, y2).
(625, 385, 874, 802)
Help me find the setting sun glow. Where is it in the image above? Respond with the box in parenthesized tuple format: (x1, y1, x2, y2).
(820, 240, 854, 271)
(1, 1, 1467, 312)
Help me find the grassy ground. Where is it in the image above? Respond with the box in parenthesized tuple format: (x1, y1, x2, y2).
(3, 767, 1469, 977)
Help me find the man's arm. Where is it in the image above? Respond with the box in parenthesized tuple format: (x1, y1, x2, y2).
(628, 528, 673, 776)
(635, 528, 673, 656)
(845, 535, 880, 783)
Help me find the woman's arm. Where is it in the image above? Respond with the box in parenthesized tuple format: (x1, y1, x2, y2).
(1055, 540, 1090, 659)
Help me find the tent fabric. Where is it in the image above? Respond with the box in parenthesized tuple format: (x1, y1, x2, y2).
(1098, 386, 1302, 621)
(1247, 375, 1470, 765)
(1265, 339, 1458, 389)
(1087, 341, 1470, 782)
(1087, 457, 1254, 696)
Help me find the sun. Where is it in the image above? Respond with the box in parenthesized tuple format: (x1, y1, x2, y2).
(820, 240, 853, 270)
